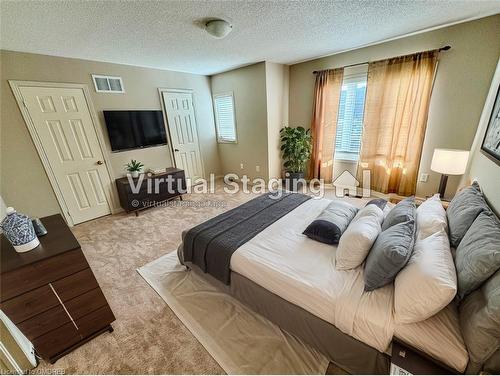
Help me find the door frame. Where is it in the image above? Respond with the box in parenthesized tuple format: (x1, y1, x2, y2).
(158, 88, 206, 179)
(9, 80, 116, 226)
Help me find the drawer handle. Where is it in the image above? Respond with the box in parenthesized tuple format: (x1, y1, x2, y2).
(49, 283, 79, 330)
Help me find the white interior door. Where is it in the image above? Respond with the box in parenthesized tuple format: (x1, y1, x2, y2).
(162, 91, 204, 181)
(19, 86, 112, 224)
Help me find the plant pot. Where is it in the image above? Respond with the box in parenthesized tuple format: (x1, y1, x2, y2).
(284, 171, 305, 191)
(130, 171, 140, 178)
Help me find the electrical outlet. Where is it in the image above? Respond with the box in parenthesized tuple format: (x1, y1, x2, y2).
(240, 163, 244, 170)
(256, 165, 260, 172)
(419, 173, 429, 182)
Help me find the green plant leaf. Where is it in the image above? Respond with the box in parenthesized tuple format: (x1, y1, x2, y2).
(279, 126, 312, 174)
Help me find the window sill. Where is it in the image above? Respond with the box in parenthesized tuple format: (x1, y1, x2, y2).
(334, 159, 359, 163)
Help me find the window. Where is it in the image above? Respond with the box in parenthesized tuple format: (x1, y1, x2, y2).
(92, 74, 125, 93)
(214, 93, 237, 143)
(334, 71, 368, 161)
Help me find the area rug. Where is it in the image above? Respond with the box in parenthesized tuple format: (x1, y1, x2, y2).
(137, 251, 329, 375)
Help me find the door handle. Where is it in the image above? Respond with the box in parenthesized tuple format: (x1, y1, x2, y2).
(174, 149, 179, 152)
(96, 160, 104, 165)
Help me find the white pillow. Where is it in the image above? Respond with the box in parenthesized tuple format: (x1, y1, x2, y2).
(336, 204, 384, 270)
(383, 201, 395, 218)
(416, 194, 447, 239)
(394, 230, 457, 324)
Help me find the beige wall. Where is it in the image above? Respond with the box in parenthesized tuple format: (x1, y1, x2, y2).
(2, 15, 499, 220)
(0, 50, 220, 217)
(265, 62, 289, 179)
(210, 62, 269, 180)
(464, 58, 500, 214)
(289, 15, 500, 198)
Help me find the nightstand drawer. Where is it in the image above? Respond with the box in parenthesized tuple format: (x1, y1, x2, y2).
(32, 322, 80, 359)
(52, 268, 99, 302)
(65, 288, 108, 320)
(1, 249, 89, 301)
(76, 305, 115, 338)
(17, 304, 71, 340)
(1, 284, 59, 324)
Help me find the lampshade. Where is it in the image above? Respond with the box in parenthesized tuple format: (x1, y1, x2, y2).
(430, 149, 469, 175)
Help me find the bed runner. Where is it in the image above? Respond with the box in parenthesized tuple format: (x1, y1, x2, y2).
(182, 192, 311, 284)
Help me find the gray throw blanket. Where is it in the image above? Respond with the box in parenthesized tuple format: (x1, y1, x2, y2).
(181, 192, 311, 284)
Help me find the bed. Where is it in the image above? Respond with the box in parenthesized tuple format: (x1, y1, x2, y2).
(178, 191, 495, 374)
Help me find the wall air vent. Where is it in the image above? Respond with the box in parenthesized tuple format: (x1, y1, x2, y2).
(91, 74, 125, 93)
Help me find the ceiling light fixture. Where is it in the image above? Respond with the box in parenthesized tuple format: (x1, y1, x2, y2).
(205, 19, 232, 39)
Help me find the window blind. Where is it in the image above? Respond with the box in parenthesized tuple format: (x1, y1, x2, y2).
(214, 94, 237, 142)
(334, 73, 367, 161)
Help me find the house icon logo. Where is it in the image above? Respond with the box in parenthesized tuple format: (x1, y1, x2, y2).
(332, 170, 358, 197)
(332, 170, 371, 198)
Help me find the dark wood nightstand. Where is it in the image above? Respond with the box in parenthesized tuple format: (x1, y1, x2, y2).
(0, 214, 115, 364)
(115, 167, 186, 215)
(389, 195, 450, 209)
(391, 339, 456, 375)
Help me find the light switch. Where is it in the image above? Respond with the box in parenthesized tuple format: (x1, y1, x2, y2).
(419, 173, 429, 182)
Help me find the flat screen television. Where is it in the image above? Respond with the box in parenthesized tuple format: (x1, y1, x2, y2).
(103, 110, 167, 152)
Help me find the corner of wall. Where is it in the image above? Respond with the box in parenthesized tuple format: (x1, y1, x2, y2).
(265, 62, 289, 179)
(210, 62, 269, 180)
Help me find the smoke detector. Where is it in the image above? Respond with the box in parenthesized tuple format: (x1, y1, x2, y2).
(205, 19, 232, 39)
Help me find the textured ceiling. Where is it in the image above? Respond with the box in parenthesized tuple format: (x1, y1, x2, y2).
(1, 1, 499, 75)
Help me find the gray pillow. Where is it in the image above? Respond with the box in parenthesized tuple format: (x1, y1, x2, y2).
(364, 219, 416, 291)
(455, 210, 500, 300)
(381, 196, 415, 231)
(366, 198, 387, 210)
(447, 182, 489, 248)
(459, 270, 500, 370)
(303, 200, 358, 245)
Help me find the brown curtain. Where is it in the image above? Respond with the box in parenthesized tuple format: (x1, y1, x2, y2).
(357, 51, 439, 196)
(308, 68, 343, 182)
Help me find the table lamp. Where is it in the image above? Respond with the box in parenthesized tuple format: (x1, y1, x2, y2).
(430, 149, 470, 199)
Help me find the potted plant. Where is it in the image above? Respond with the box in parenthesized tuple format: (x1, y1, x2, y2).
(280, 126, 312, 190)
(125, 159, 144, 178)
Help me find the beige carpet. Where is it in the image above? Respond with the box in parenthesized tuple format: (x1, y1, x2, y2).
(37, 185, 347, 374)
(138, 251, 329, 374)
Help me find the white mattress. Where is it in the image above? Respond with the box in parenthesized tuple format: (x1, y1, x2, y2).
(229, 197, 468, 372)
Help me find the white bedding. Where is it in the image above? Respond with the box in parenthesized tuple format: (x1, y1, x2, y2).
(229, 197, 468, 372)
(395, 304, 469, 372)
(230, 197, 394, 352)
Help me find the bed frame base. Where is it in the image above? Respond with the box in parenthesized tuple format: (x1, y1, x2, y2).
(229, 272, 390, 374)
(183, 260, 390, 374)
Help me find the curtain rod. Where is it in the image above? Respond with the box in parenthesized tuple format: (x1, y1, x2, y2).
(312, 45, 451, 74)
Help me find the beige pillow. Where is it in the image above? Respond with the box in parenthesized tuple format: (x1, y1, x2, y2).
(336, 204, 383, 270)
(394, 230, 457, 324)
